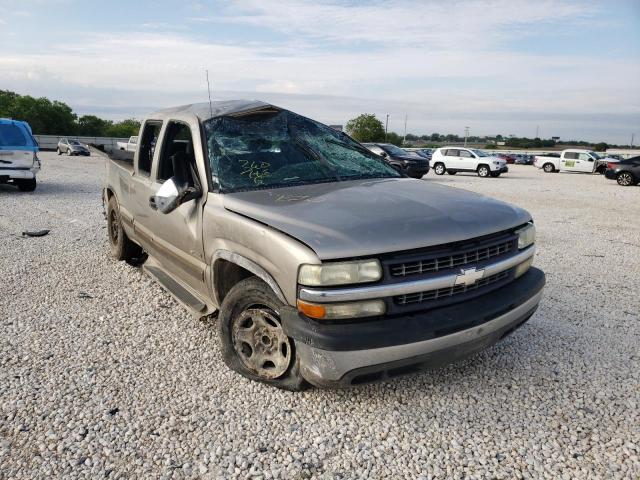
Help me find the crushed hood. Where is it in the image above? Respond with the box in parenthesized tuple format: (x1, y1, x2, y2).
(223, 178, 531, 260)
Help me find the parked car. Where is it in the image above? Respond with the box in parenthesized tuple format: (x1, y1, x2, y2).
(414, 148, 433, 160)
(57, 138, 90, 156)
(103, 100, 545, 390)
(514, 154, 533, 165)
(117, 136, 139, 152)
(604, 156, 640, 186)
(534, 149, 608, 174)
(362, 143, 429, 178)
(0, 118, 40, 191)
(430, 147, 508, 177)
(497, 153, 516, 164)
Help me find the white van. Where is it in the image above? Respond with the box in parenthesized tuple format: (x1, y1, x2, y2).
(430, 147, 508, 177)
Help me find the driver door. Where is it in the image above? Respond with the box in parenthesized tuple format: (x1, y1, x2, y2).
(577, 152, 595, 172)
(146, 120, 207, 294)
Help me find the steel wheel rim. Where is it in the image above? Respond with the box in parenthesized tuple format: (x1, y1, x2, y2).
(109, 209, 119, 244)
(232, 308, 292, 379)
(618, 173, 632, 186)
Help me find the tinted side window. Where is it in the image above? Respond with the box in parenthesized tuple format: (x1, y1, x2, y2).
(138, 121, 162, 176)
(564, 152, 578, 160)
(459, 150, 473, 158)
(446, 149, 459, 157)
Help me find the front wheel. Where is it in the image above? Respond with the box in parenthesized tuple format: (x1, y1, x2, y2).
(16, 178, 37, 191)
(218, 277, 307, 391)
(66, 148, 72, 156)
(434, 163, 446, 175)
(477, 165, 490, 177)
(617, 171, 636, 186)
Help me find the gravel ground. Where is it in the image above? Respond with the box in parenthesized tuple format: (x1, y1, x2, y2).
(1, 152, 638, 479)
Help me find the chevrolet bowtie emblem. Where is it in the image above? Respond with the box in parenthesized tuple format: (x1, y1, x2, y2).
(454, 267, 485, 286)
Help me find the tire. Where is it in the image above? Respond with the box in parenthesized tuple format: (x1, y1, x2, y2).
(106, 196, 145, 263)
(56, 148, 61, 155)
(447, 171, 457, 175)
(543, 163, 555, 173)
(218, 277, 308, 391)
(66, 148, 72, 156)
(434, 163, 446, 175)
(616, 171, 636, 186)
(490, 171, 501, 178)
(477, 165, 490, 177)
(16, 178, 37, 191)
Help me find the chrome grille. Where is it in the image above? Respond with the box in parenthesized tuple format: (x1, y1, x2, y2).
(394, 270, 510, 305)
(390, 240, 513, 277)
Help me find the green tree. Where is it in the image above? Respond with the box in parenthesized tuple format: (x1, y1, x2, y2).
(386, 131, 404, 146)
(106, 119, 141, 138)
(594, 142, 608, 152)
(345, 114, 385, 143)
(77, 115, 113, 136)
(0, 90, 77, 134)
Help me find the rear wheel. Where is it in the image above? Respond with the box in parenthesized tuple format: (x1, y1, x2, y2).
(107, 196, 145, 263)
(16, 178, 37, 191)
(477, 165, 490, 177)
(434, 163, 446, 175)
(616, 171, 636, 186)
(56, 148, 61, 155)
(218, 277, 307, 391)
(543, 163, 555, 173)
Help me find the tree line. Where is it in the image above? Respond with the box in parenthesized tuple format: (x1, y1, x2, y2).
(345, 113, 618, 150)
(0, 90, 140, 138)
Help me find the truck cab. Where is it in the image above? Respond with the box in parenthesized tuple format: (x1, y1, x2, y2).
(103, 101, 545, 390)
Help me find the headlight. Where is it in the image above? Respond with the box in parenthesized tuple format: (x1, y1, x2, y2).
(297, 299, 386, 320)
(298, 260, 382, 286)
(493, 161, 500, 165)
(516, 222, 536, 249)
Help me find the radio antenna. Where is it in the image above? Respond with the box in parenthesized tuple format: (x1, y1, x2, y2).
(206, 69, 213, 118)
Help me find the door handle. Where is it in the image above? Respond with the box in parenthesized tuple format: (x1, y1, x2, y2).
(149, 196, 157, 210)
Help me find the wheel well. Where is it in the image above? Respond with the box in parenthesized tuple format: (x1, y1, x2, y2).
(477, 163, 489, 170)
(214, 259, 254, 304)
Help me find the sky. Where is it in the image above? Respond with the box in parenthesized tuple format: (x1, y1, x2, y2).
(0, 0, 639, 143)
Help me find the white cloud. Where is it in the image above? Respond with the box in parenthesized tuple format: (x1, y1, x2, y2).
(0, 0, 638, 142)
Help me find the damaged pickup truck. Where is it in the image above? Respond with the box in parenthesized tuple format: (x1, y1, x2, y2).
(103, 101, 545, 390)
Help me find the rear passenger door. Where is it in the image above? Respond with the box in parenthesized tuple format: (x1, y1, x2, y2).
(146, 120, 207, 293)
(443, 149, 459, 169)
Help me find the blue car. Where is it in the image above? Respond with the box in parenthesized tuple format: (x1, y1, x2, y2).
(0, 119, 40, 191)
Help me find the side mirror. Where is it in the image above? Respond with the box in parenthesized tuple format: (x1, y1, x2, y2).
(380, 152, 388, 158)
(151, 177, 200, 214)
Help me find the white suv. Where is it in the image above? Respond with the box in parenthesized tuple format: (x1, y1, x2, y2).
(430, 147, 508, 178)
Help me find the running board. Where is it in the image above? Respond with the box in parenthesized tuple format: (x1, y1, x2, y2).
(144, 264, 207, 313)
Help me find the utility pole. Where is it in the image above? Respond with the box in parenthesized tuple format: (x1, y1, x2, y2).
(535, 125, 540, 139)
(464, 126, 470, 146)
(631, 133, 635, 150)
(385, 114, 389, 142)
(403, 114, 407, 143)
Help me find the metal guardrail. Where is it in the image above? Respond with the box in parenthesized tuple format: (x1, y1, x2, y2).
(33, 134, 129, 153)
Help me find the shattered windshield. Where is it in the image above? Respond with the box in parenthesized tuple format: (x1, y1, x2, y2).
(204, 110, 400, 192)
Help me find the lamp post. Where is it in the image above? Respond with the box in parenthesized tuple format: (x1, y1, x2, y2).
(385, 114, 389, 142)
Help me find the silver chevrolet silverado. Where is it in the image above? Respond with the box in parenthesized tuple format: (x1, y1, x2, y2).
(103, 100, 545, 390)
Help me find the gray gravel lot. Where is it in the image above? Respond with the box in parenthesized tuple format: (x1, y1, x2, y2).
(1, 151, 639, 479)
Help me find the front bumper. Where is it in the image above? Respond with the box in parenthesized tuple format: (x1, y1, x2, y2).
(405, 164, 430, 178)
(282, 267, 545, 388)
(493, 166, 509, 173)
